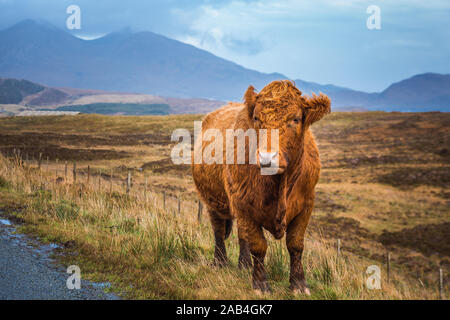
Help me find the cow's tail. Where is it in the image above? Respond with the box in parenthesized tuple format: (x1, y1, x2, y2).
(224, 219, 233, 240)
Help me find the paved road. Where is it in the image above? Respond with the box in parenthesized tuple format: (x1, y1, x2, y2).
(0, 215, 119, 300)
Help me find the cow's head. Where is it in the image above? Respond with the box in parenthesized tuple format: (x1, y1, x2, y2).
(244, 80, 330, 175)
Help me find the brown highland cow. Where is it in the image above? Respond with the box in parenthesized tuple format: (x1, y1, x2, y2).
(192, 80, 331, 294)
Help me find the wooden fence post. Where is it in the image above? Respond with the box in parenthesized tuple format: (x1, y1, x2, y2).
(98, 170, 102, 191)
(337, 239, 341, 260)
(73, 162, 77, 185)
(126, 170, 131, 194)
(109, 169, 113, 193)
(178, 196, 181, 215)
(439, 268, 444, 300)
(87, 165, 90, 185)
(197, 201, 203, 224)
(163, 191, 166, 211)
(17, 149, 21, 167)
(387, 252, 391, 283)
(65, 161, 68, 180)
(38, 153, 42, 170)
(46, 156, 49, 170)
(144, 177, 148, 202)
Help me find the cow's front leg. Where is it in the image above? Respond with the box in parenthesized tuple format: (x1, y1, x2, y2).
(237, 226, 252, 269)
(239, 218, 270, 292)
(209, 211, 228, 267)
(286, 210, 312, 295)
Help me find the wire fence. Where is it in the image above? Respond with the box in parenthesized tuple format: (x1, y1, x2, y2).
(0, 148, 446, 299)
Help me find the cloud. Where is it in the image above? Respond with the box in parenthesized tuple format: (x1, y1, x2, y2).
(172, 0, 450, 91)
(73, 33, 107, 41)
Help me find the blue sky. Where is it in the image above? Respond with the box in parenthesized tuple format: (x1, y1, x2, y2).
(0, 0, 449, 92)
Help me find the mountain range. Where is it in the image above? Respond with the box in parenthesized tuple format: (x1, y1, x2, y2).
(0, 20, 449, 112)
(0, 77, 225, 115)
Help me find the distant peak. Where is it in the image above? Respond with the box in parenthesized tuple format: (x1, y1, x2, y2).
(116, 26, 133, 34)
(3, 19, 64, 34)
(410, 72, 448, 79)
(97, 26, 134, 41)
(10, 19, 56, 29)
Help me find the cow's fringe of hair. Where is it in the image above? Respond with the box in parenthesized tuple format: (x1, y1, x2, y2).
(257, 80, 303, 106)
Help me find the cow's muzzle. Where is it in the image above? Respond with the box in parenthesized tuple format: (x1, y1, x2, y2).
(256, 150, 287, 175)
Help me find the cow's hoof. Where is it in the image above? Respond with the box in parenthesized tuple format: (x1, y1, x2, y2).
(290, 282, 311, 296)
(293, 287, 311, 296)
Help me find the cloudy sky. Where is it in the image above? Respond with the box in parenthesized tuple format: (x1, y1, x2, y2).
(0, 0, 449, 92)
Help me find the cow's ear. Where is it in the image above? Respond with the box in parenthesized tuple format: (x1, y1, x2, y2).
(303, 93, 331, 126)
(244, 85, 257, 119)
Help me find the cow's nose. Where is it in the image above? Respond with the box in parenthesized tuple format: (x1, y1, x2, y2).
(258, 151, 278, 167)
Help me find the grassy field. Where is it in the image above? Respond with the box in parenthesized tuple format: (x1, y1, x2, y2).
(0, 111, 448, 299)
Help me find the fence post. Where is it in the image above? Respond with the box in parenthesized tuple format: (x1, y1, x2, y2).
(163, 191, 166, 211)
(387, 251, 391, 284)
(46, 156, 49, 170)
(73, 162, 77, 185)
(98, 170, 102, 191)
(197, 201, 203, 224)
(126, 170, 131, 194)
(65, 161, 68, 180)
(17, 149, 22, 167)
(337, 239, 341, 260)
(439, 268, 444, 300)
(178, 196, 181, 215)
(144, 177, 148, 202)
(38, 153, 42, 170)
(109, 169, 113, 193)
(87, 165, 90, 185)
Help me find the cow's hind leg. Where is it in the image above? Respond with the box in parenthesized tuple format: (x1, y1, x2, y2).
(286, 208, 312, 295)
(209, 211, 229, 267)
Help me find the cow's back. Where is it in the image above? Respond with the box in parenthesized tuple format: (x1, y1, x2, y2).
(192, 103, 244, 217)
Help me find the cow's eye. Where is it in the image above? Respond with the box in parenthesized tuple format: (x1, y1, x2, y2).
(293, 118, 300, 124)
(253, 116, 259, 121)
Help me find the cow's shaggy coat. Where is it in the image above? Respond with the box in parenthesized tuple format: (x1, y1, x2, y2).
(192, 80, 331, 293)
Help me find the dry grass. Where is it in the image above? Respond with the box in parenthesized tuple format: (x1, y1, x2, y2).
(0, 111, 448, 299)
(0, 154, 442, 300)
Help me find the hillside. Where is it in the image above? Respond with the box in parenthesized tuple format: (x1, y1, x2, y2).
(0, 77, 224, 115)
(0, 20, 449, 111)
(375, 73, 450, 111)
(0, 78, 45, 104)
(0, 20, 285, 101)
(295, 73, 450, 111)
